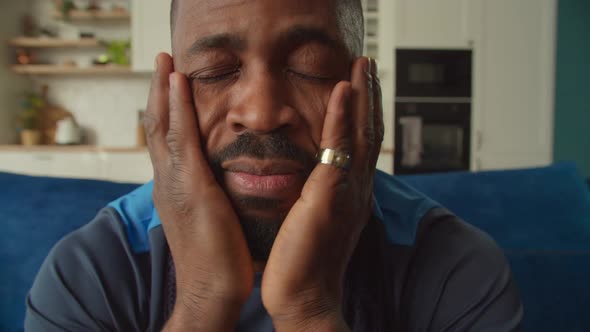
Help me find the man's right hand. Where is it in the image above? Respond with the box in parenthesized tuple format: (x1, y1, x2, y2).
(145, 53, 254, 331)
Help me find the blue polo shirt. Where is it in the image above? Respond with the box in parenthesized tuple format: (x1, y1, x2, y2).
(25, 170, 523, 331)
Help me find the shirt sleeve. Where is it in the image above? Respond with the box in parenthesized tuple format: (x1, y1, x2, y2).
(24, 208, 150, 332)
(403, 211, 524, 332)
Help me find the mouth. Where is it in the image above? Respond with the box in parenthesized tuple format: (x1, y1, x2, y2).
(222, 158, 306, 198)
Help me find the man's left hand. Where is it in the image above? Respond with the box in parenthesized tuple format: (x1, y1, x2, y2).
(262, 57, 383, 331)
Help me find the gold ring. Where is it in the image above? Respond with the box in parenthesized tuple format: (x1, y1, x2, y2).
(316, 148, 352, 170)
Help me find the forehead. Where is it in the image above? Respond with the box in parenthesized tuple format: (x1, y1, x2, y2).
(173, 0, 345, 56)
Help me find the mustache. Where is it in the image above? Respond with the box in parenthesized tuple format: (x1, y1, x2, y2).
(209, 132, 316, 174)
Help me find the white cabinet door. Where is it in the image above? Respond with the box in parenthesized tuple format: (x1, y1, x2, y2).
(472, 0, 556, 171)
(395, 0, 474, 49)
(0, 152, 51, 176)
(131, 0, 173, 72)
(49, 152, 102, 179)
(0, 151, 101, 179)
(377, 152, 394, 174)
(100, 152, 153, 183)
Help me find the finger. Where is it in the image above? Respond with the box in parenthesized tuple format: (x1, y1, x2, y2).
(145, 53, 174, 172)
(370, 58, 384, 171)
(167, 72, 216, 182)
(320, 81, 353, 149)
(305, 81, 352, 190)
(350, 57, 374, 173)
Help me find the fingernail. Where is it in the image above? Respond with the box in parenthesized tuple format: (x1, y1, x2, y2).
(365, 57, 372, 78)
(154, 56, 159, 71)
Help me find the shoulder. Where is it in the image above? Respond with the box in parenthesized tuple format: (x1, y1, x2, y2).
(372, 172, 522, 330)
(415, 208, 508, 270)
(372, 171, 511, 274)
(403, 209, 523, 331)
(25, 207, 151, 331)
(373, 170, 440, 246)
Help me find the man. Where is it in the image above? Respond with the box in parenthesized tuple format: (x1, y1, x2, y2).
(25, 0, 523, 331)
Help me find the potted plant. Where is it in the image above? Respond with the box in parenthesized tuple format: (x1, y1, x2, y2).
(95, 40, 131, 66)
(53, 0, 76, 20)
(107, 40, 131, 66)
(18, 92, 44, 146)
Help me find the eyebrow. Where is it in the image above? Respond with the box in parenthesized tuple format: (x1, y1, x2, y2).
(185, 25, 344, 58)
(278, 25, 344, 53)
(186, 33, 246, 57)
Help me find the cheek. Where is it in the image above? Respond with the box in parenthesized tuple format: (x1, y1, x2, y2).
(191, 87, 233, 157)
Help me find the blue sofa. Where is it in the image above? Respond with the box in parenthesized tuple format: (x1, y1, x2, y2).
(1, 162, 589, 331)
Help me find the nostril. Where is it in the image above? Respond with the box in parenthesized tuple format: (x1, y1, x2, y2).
(230, 122, 247, 134)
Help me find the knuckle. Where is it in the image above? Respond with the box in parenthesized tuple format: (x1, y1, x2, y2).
(166, 127, 184, 151)
(153, 158, 196, 219)
(143, 112, 162, 137)
(162, 170, 195, 216)
(360, 125, 375, 146)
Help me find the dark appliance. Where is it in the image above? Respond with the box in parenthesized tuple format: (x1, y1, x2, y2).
(394, 49, 472, 174)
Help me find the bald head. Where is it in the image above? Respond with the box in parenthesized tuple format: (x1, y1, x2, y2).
(170, 0, 364, 56)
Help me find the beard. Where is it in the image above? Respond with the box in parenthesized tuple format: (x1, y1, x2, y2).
(209, 132, 316, 261)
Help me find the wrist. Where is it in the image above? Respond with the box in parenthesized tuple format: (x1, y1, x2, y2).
(266, 285, 348, 331)
(163, 293, 244, 332)
(272, 311, 350, 332)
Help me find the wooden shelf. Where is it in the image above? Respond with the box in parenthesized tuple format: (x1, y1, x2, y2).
(53, 10, 130, 21)
(0, 145, 147, 153)
(8, 37, 101, 48)
(10, 64, 133, 75)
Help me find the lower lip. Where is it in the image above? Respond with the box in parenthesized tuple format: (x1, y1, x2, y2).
(225, 171, 299, 197)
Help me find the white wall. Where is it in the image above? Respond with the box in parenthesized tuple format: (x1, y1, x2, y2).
(0, 0, 151, 148)
(0, 1, 33, 144)
(29, 76, 150, 147)
(30, 0, 150, 147)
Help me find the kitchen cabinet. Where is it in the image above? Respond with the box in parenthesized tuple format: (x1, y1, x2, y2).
(0, 152, 52, 177)
(0, 149, 152, 183)
(47, 152, 103, 179)
(0, 151, 101, 180)
(131, 0, 172, 72)
(471, 0, 556, 170)
(377, 152, 393, 174)
(101, 152, 153, 183)
(395, 0, 475, 49)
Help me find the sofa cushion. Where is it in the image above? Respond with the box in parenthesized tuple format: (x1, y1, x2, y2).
(505, 252, 590, 332)
(0, 172, 140, 332)
(399, 162, 590, 251)
(399, 163, 590, 332)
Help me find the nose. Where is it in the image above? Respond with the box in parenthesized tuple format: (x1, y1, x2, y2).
(226, 68, 299, 135)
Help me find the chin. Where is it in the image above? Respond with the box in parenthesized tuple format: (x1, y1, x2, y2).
(225, 185, 301, 261)
(227, 187, 299, 221)
(234, 207, 286, 261)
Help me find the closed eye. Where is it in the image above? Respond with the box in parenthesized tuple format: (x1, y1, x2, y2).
(191, 70, 240, 84)
(287, 69, 336, 83)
